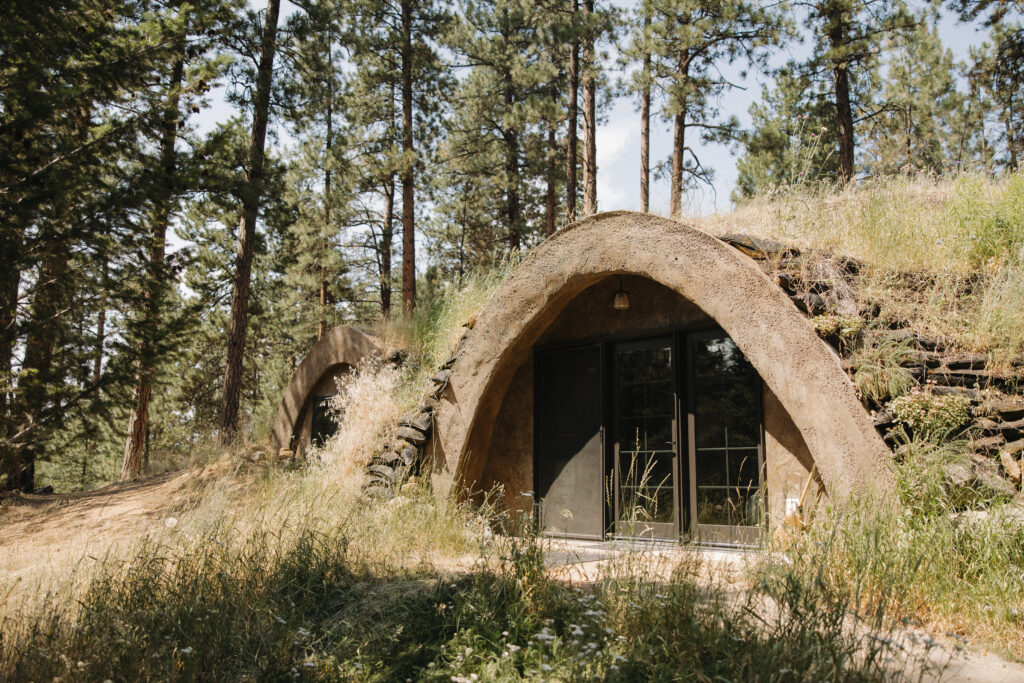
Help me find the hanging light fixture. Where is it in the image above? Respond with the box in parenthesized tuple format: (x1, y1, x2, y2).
(613, 275, 630, 310)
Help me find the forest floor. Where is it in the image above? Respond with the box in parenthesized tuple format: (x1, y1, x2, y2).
(3, 468, 1024, 681)
(0, 462, 228, 601)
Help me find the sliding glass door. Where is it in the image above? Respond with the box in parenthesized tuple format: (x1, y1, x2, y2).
(611, 338, 678, 540)
(687, 332, 764, 545)
(535, 328, 764, 545)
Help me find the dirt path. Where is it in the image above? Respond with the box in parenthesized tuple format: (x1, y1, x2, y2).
(0, 466, 222, 606)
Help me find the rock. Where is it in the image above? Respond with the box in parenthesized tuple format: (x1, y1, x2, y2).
(929, 368, 1017, 391)
(976, 417, 1001, 432)
(442, 353, 458, 369)
(385, 349, 408, 366)
(33, 485, 54, 495)
(887, 330, 942, 352)
(719, 233, 799, 259)
(378, 450, 403, 466)
(943, 455, 1018, 507)
(430, 368, 451, 386)
(399, 411, 432, 432)
(999, 450, 1022, 485)
(873, 408, 894, 427)
(945, 354, 990, 371)
(396, 426, 427, 446)
(790, 292, 826, 316)
(776, 272, 799, 294)
(1002, 438, 1024, 456)
(400, 477, 420, 496)
(399, 444, 418, 466)
(931, 385, 981, 400)
(972, 434, 1006, 453)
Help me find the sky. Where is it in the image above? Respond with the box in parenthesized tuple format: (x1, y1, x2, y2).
(194, 0, 993, 235)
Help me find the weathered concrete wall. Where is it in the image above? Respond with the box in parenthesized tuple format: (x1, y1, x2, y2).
(475, 277, 823, 528)
(271, 326, 381, 451)
(763, 386, 822, 523)
(433, 211, 895, 505)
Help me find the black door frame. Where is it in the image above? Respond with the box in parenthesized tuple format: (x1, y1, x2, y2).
(533, 324, 765, 543)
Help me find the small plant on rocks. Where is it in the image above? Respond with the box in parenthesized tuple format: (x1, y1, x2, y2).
(889, 389, 971, 440)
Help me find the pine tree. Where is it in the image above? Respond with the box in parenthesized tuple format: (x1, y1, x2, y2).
(799, 0, 913, 182)
(860, 11, 964, 176)
(122, 0, 236, 480)
(0, 0, 206, 490)
(734, 71, 840, 198)
(346, 0, 451, 315)
(638, 0, 790, 216)
(440, 0, 562, 258)
(219, 0, 282, 439)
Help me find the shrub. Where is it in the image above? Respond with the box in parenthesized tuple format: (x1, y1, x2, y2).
(889, 389, 971, 440)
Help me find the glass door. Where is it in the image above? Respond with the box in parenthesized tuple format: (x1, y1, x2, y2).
(611, 338, 679, 540)
(687, 332, 764, 545)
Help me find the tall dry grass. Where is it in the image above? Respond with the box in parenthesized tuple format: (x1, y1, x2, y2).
(694, 172, 1024, 355)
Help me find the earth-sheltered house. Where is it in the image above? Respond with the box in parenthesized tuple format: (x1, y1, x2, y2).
(274, 211, 1024, 545)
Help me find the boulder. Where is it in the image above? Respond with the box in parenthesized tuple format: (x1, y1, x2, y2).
(396, 426, 427, 446)
(943, 455, 1018, 507)
(999, 450, 1022, 485)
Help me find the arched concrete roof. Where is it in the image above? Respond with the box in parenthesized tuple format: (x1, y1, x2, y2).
(271, 325, 381, 450)
(433, 211, 894, 500)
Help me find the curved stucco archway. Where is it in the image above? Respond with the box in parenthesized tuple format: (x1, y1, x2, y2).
(432, 211, 894, 501)
(271, 325, 381, 450)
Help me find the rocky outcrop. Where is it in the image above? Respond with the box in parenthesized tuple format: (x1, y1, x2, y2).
(362, 353, 457, 498)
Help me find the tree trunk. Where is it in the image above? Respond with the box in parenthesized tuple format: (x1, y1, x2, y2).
(400, 0, 416, 314)
(10, 253, 64, 492)
(319, 47, 332, 341)
(640, 10, 650, 213)
(219, 0, 281, 439)
(670, 110, 685, 217)
(581, 0, 597, 216)
(833, 62, 855, 182)
(566, 0, 579, 222)
(545, 120, 557, 237)
(0, 234, 19, 484)
(504, 74, 521, 250)
(381, 175, 394, 318)
(670, 48, 689, 217)
(826, 8, 855, 183)
(122, 51, 185, 480)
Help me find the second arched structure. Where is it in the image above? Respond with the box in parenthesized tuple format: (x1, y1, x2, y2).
(271, 325, 381, 453)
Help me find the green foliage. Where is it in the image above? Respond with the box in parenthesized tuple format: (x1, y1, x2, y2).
(889, 389, 972, 440)
(849, 336, 917, 404)
(811, 314, 864, 350)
